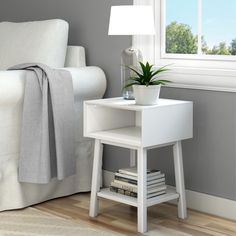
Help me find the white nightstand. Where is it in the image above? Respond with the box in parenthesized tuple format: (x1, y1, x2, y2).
(83, 97, 193, 233)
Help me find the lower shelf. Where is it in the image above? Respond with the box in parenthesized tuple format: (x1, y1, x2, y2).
(97, 187, 179, 208)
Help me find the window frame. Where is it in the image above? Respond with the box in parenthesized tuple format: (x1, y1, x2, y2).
(133, 0, 236, 92)
(161, 0, 236, 61)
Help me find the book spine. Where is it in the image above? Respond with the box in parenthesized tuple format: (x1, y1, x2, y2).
(115, 172, 165, 182)
(113, 178, 166, 190)
(111, 181, 167, 193)
(148, 178, 166, 185)
(113, 179, 137, 188)
(114, 176, 137, 184)
(115, 172, 137, 181)
(118, 169, 161, 177)
(115, 176, 166, 185)
(110, 186, 137, 198)
(147, 173, 165, 181)
(146, 171, 162, 178)
(110, 186, 166, 199)
(148, 191, 166, 199)
(111, 181, 137, 192)
(148, 181, 165, 189)
(147, 186, 167, 194)
(118, 170, 137, 177)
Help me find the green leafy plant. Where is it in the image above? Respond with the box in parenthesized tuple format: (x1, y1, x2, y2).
(124, 62, 171, 88)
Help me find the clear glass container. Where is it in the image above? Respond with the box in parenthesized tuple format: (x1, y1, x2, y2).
(121, 47, 143, 100)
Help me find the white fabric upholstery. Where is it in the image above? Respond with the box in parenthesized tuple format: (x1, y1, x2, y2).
(0, 19, 106, 211)
(0, 42, 106, 211)
(65, 46, 86, 67)
(0, 19, 69, 69)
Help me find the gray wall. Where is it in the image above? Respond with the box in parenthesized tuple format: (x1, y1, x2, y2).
(1, 0, 236, 201)
(0, 0, 132, 98)
(105, 88, 236, 201)
(159, 88, 236, 200)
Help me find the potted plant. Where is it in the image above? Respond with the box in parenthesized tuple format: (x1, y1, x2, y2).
(124, 62, 171, 105)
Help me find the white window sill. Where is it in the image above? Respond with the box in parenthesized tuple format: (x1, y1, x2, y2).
(156, 66, 236, 92)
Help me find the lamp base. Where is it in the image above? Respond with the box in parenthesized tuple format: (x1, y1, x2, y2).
(121, 47, 143, 100)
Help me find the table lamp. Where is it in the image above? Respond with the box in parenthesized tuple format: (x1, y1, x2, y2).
(108, 5, 155, 99)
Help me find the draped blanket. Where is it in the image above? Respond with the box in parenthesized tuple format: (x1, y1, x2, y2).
(8, 64, 76, 184)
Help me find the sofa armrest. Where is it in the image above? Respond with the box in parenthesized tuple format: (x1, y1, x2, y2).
(64, 66, 106, 100)
(0, 70, 26, 106)
(0, 66, 106, 106)
(65, 46, 86, 68)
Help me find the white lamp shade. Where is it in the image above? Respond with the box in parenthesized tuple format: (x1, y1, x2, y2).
(108, 5, 155, 35)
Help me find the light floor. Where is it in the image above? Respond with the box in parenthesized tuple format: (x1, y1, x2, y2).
(34, 193, 236, 236)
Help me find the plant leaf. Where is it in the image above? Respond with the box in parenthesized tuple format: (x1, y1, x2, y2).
(129, 77, 142, 82)
(125, 62, 172, 86)
(125, 65, 143, 78)
(150, 79, 172, 85)
(150, 65, 170, 79)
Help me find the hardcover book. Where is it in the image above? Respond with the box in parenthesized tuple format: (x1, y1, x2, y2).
(111, 180, 166, 193)
(114, 173, 165, 184)
(118, 167, 161, 177)
(113, 177, 165, 188)
(110, 186, 166, 199)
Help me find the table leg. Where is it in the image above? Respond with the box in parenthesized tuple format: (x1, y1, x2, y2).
(130, 149, 136, 167)
(173, 141, 187, 219)
(89, 139, 103, 217)
(137, 147, 147, 233)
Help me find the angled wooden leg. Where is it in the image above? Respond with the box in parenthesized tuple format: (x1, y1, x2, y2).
(130, 149, 136, 167)
(137, 147, 147, 233)
(173, 141, 187, 219)
(89, 139, 103, 217)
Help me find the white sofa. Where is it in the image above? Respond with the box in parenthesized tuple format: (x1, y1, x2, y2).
(0, 20, 106, 211)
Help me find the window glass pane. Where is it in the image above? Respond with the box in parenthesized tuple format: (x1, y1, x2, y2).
(203, 0, 236, 55)
(165, 0, 198, 54)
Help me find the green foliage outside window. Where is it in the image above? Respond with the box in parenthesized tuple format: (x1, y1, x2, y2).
(166, 21, 236, 56)
(207, 42, 231, 55)
(166, 22, 197, 54)
(229, 39, 236, 55)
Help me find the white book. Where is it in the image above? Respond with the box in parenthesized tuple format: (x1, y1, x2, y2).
(147, 174, 165, 182)
(111, 180, 166, 193)
(147, 185, 167, 194)
(147, 178, 166, 186)
(115, 172, 165, 182)
(111, 181, 166, 194)
(111, 181, 136, 192)
(147, 182, 166, 189)
(148, 191, 166, 199)
(148, 182, 166, 189)
(110, 186, 166, 199)
(113, 178, 165, 188)
(118, 167, 161, 178)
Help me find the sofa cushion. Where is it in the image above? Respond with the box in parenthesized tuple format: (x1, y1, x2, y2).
(0, 19, 69, 69)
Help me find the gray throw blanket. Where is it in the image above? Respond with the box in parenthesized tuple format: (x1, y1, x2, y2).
(8, 63, 76, 184)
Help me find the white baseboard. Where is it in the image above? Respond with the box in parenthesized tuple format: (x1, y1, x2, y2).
(103, 170, 236, 221)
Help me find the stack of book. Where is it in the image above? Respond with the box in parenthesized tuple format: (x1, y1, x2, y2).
(110, 167, 166, 198)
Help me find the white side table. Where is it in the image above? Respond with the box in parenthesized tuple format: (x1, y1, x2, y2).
(83, 97, 193, 233)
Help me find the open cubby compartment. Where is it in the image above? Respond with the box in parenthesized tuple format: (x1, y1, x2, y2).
(84, 103, 141, 146)
(84, 99, 193, 148)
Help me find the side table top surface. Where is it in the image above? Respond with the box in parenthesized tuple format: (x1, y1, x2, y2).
(85, 97, 192, 111)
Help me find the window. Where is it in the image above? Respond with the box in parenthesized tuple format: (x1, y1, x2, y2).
(163, 0, 236, 58)
(165, 0, 198, 55)
(133, 0, 236, 91)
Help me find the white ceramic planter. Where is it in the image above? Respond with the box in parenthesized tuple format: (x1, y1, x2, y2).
(133, 85, 161, 105)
